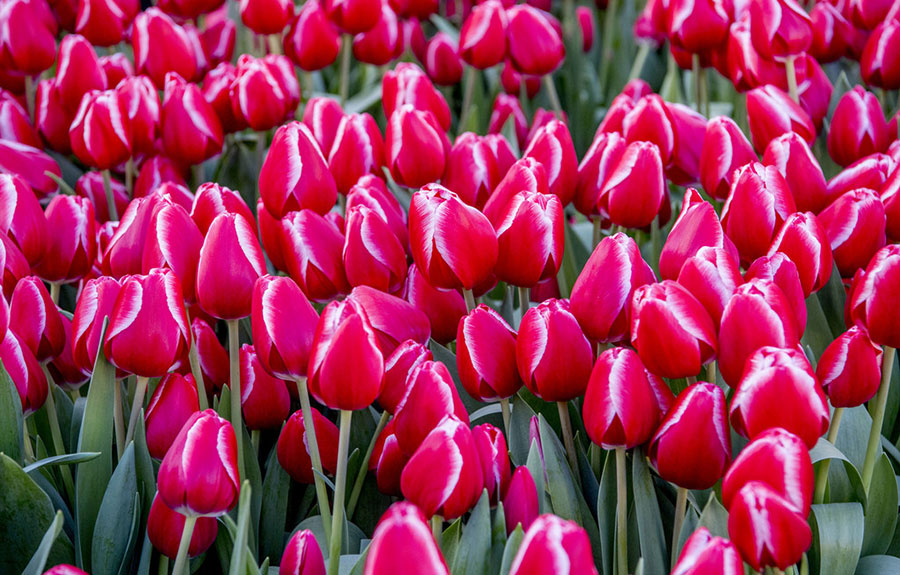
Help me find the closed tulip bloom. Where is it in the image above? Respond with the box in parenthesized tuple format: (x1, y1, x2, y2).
(745, 253, 807, 337)
(260, 122, 336, 218)
(728, 481, 812, 571)
(660, 188, 738, 280)
(768, 212, 833, 296)
(34, 79, 72, 154)
(503, 466, 539, 535)
(818, 188, 886, 278)
(378, 340, 431, 414)
(424, 33, 463, 86)
(135, 156, 188, 205)
(746, 86, 815, 153)
(75, 171, 128, 224)
(810, 3, 856, 63)
(229, 55, 297, 132)
(401, 416, 484, 520)
(103, 269, 190, 377)
(190, 182, 253, 236)
(284, 1, 342, 71)
(721, 162, 796, 265)
(622, 95, 677, 166)
(849, 244, 900, 348)
(148, 495, 218, 560)
(343, 205, 407, 293)
(382, 63, 451, 132)
(197, 212, 265, 320)
(328, 113, 385, 195)
(0, 0, 57, 74)
(161, 72, 223, 167)
(352, 3, 402, 66)
(672, 527, 744, 575)
(9, 276, 64, 362)
(251, 275, 318, 380)
(279, 530, 326, 575)
(346, 176, 408, 251)
(36, 195, 98, 284)
(762, 132, 829, 213)
(363, 502, 449, 575)
(277, 408, 339, 484)
(0, 88, 39, 147)
(385, 105, 449, 188)
(141, 195, 203, 303)
(666, 0, 729, 55)
(75, 0, 138, 47)
(99, 53, 133, 87)
(748, 0, 812, 59)
(517, 299, 593, 402)
(72, 276, 122, 373)
(829, 154, 895, 200)
(42, 566, 91, 575)
(667, 103, 707, 186)
(488, 93, 528, 149)
(0, 175, 47, 270)
(522, 120, 577, 206)
(394, 360, 469, 455)
(370, 421, 409, 495)
(302, 97, 344, 153)
(495, 192, 563, 288)
(861, 19, 900, 90)
(828, 86, 890, 168)
(483, 157, 550, 227)
(240, 0, 292, 34)
(506, 5, 564, 76)
(199, 14, 235, 68)
(677, 247, 744, 325)
(699, 116, 757, 202)
(100, 194, 154, 277)
(472, 423, 511, 503)
(145, 372, 200, 459)
(69, 90, 131, 170)
(132, 9, 198, 88)
(457, 305, 521, 402)
(631, 281, 717, 379)
(56, 36, 109, 118)
(240, 344, 290, 430)
(325, 0, 379, 34)
(649, 383, 730, 490)
(459, 0, 507, 69)
(345, 286, 431, 354)
(575, 132, 626, 218)
(0, 140, 62, 198)
(157, 409, 239, 516)
(281, 210, 349, 301)
(599, 141, 665, 229)
(47, 315, 88, 390)
(186, 318, 228, 395)
(817, 326, 882, 408)
(508, 515, 599, 575)
(0, 329, 47, 415)
(402, 264, 466, 345)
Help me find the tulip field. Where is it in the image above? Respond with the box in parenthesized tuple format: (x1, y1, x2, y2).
(4, 0, 900, 573)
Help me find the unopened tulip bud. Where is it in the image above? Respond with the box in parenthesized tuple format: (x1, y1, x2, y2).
(132, 9, 198, 88)
(506, 5, 564, 76)
(394, 360, 469, 455)
(472, 423, 511, 503)
(9, 276, 65, 362)
(196, 212, 265, 320)
(508, 515, 599, 575)
(817, 326, 882, 408)
(762, 132, 830, 213)
(459, 0, 508, 69)
(363, 502, 449, 575)
(277, 408, 339, 484)
(161, 72, 223, 166)
(145, 372, 200, 459)
(503, 466, 539, 535)
(672, 527, 744, 575)
(457, 305, 521, 403)
(34, 195, 97, 284)
(280, 530, 326, 575)
(699, 116, 757, 202)
(818, 187, 886, 278)
(148, 494, 218, 559)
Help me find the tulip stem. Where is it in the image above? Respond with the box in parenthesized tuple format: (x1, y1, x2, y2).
(295, 377, 332, 543)
(328, 409, 353, 575)
(339, 34, 352, 105)
(256, 131, 267, 202)
(592, 218, 603, 248)
(125, 157, 134, 197)
(598, 0, 618, 101)
(813, 407, 844, 504)
(227, 319, 246, 487)
(691, 54, 703, 116)
(114, 379, 126, 458)
(39, 367, 76, 503)
(686, 376, 697, 385)
(628, 43, 650, 82)
(862, 346, 895, 492)
(24, 75, 36, 124)
(22, 420, 35, 463)
(706, 361, 716, 385)
(463, 288, 476, 313)
(48, 282, 60, 305)
(671, 486, 688, 567)
(347, 409, 391, 520)
(157, 554, 168, 575)
(616, 446, 628, 575)
(518, 287, 529, 324)
(459, 66, 477, 134)
(431, 515, 443, 547)
(124, 376, 149, 448)
(542, 75, 563, 119)
(188, 346, 209, 412)
(557, 401, 579, 478)
(500, 398, 511, 440)
(102, 169, 119, 222)
(251, 429, 260, 453)
(785, 55, 799, 104)
(172, 514, 197, 575)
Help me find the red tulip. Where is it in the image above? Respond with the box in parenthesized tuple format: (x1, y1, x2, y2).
(230, 55, 298, 132)
(508, 515, 599, 575)
(69, 89, 131, 170)
(240, 0, 293, 34)
(817, 326, 882, 408)
(35, 195, 97, 285)
(0, 329, 47, 415)
(482, 157, 549, 226)
(748, 0, 812, 59)
(598, 141, 665, 229)
(506, 5, 564, 76)
(302, 97, 344, 153)
(9, 276, 64, 362)
(145, 372, 200, 459)
(818, 187, 886, 278)
(139, 195, 200, 294)
(157, 409, 239, 516)
(196, 212, 265, 320)
(347, 286, 430, 358)
(325, 0, 380, 34)
(575, 132, 626, 218)
(676, 247, 743, 325)
(0, 140, 62, 198)
(425, 33, 463, 86)
(849, 244, 900, 348)
(746, 85, 815, 153)
(328, 113, 385, 195)
(260, 122, 336, 218)
(522, 119, 577, 206)
(795, 55, 833, 131)
(280, 209, 349, 301)
(576, 6, 595, 52)
(0, 88, 38, 147)
(456, 304, 521, 402)
(744, 252, 807, 337)
(279, 530, 326, 575)
(344, 205, 406, 294)
(762, 132, 830, 213)
(72, 276, 123, 373)
(251, 275, 318, 381)
(667, 102, 706, 186)
(148, 495, 218, 559)
(240, 344, 290, 430)
(382, 63, 451, 131)
(75, 0, 137, 47)
(768, 212, 833, 296)
(622, 94, 677, 166)
(672, 527, 744, 575)
(827, 154, 895, 199)
(161, 72, 223, 167)
(861, 19, 900, 90)
(393, 360, 469, 455)
(199, 11, 235, 68)
(494, 191, 563, 288)
(378, 340, 432, 414)
(183, 318, 228, 396)
(132, 9, 198, 88)
(828, 86, 890, 168)
(363, 502, 449, 575)
(0, 173, 48, 268)
(0, 0, 58, 74)
(660, 188, 737, 280)
(369, 420, 408, 495)
(472, 423, 511, 503)
(666, 0, 729, 55)
(385, 105, 449, 188)
(503, 466, 539, 535)
(43, 566, 91, 575)
(47, 314, 88, 390)
(135, 156, 188, 205)
(488, 93, 528, 149)
(277, 407, 339, 484)
(352, 3, 402, 66)
(699, 116, 757, 202)
(809, 3, 856, 63)
(34, 79, 73, 154)
(190, 182, 254, 236)
(284, 1, 342, 71)
(459, 0, 508, 69)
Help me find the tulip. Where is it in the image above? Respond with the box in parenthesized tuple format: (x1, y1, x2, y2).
(42, 567, 91, 575)
(190, 182, 254, 236)
(199, 13, 235, 68)
(229, 55, 298, 132)
(344, 205, 408, 294)
(522, 120, 577, 205)
(277, 407, 339, 484)
(47, 315, 88, 390)
(506, 5, 564, 76)
(0, 0, 58, 74)
(598, 141, 665, 229)
(768, 212, 833, 296)
(75, 172, 128, 225)
(279, 530, 326, 575)
(148, 494, 217, 562)
(328, 113, 385, 195)
(75, 0, 137, 47)
(352, 3, 402, 66)
(393, 360, 469, 455)
(676, 247, 743, 325)
(488, 93, 528, 149)
(251, 275, 318, 381)
(575, 132, 626, 218)
(145, 372, 200, 459)
(35, 79, 73, 154)
(382, 63, 451, 132)
(240, 344, 290, 430)
(284, 1, 342, 71)
(132, 9, 198, 88)
(378, 340, 432, 414)
(402, 264, 466, 345)
(0, 174, 47, 268)
(827, 154, 895, 199)
(9, 276, 65, 362)
(280, 209, 349, 301)
(72, 276, 123, 373)
(861, 19, 900, 90)
(385, 105, 449, 188)
(881, 167, 900, 242)
(98, 55, 132, 88)
(459, 0, 508, 69)
(849, 244, 900, 349)
(346, 178, 408, 251)
(240, 0, 292, 34)
(100, 195, 158, 278)
(369, 420, 408, 496)
(135, 156, 188, 204)
(69, 90, 131, 170)
(828, 86, 890, 168)
(503, 466, 539, 535)
(0, 88, 39, 147)
(818, 188, 886, 278)
(425, 33, 463, 87)
(483, 157, 550, 226)
(472, 423, 511, 503)
(185, 318, 228, 396)
(196, 212, 265, 320)
(762, 132, 830, 213)
(494, 192, 564, 288)
(325, 0, 380, 34)
(731, 428, 812, 513)
(671, 527, 745, 575)
(0, 329, 47, 415)
(622, 94, 677, 166)
(400, 416, 484, 520)
(746, 85, 815, 153)
(508, 515, 599, 575)
(809, 3, 856, 63)
(699, 116, 757, 202)
(302, 97, 344, 153)
(745, 253, 807, 337)
(666, 0, 729, 55)
(795, 55, 833, 131)
(363, 502, 449, 575)
(720, 162, 796, 265)
(667, 103, 707, 186)
(748, 0, 812, 60)
(818, 326, 882, 408)
(160, 72, 223, 167)
(0, 232, 29, 301)
(142, 193, 202, 293)
(0, 140, 62, 198)
(660, 188, 737, 280)
(570, 233, 656, 343)
(457, 304, 521, 408)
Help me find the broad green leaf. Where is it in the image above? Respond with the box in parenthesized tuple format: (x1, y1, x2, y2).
(229, 482, 253, 575)
(817, 263, 847, 337)
(696, 492, 729, 539)
(0, 453, 74, 573)
(498, 525, 524, 575)
(810, 437, 867, 505)
(855, 555, 900, 575)
(835, 406, 876, 473)
(508, 394, 537, 467)
(803, 294, 835, 364)
(259, 447, 291, 563)
(490, 504, 507, 575)
(344, 83, 382, 115)
(92, 444, 138, 575)
(597, 448, 617, 575)
(21, 510, 64, 575)
(525, 440, 548, 515)
(862, 454, 899, 556)
(441, 518, 463, 568)
(632, 447, 668, 575)
(451, 490, 491, 575)
(23, 451, 101, 473)
(0, 358, 24, 464)
(810, 502, 864, 575)
(132, 415, 155, 526)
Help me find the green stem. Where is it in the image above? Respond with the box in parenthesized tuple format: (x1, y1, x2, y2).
(598, 0, 618, 101)
(699, 66, 709, 118)
(328, 410, 353, 575)
(692, 54, 702, 114)
(24, 75, 36, 124)
(628, 43, 650, 82)
(785, 55, 799, 104)
(592, 218, 603, 248)
(49, 283, 60, 306)
(347, 410, 391, 520)
(616, 446, 628, 575)
(339, 34, 352, 105)
(102, 169, 119, 222)
(113, 378, 126, 459)
(458, 66, 477, 134)
(431, 515, 443, 547)
(558, 401, 579, 478)
(463, 288, 476, 313)
(256, 131, 266, 205)
(227, 320, 245, 483)
(518, 286, 529, 326)
(124, 376, 149, 448)
(182, 301, 208, 411)
(813, 407, 843, 504)
(706, 361, 716, 385)
(157, 554, 169, 575)
(39, 367, 75, 502)
(671, 486, 688, 567)
(296, 377, 332, 543)
(543, 75, 563, 119)
(500, 398, 511, 441)
(171, 515, 197, 575)
(862, 346, 895, 492)
(125, 157, 134, 198)
(251, 429, 260, 453)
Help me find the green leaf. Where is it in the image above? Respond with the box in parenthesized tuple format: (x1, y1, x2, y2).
(862, 454, 899, 556)
(631, 447, 668, 575)
(810, 502, 864, 575)
(0, 358, 24, 464)
(292, 515, 366, 557)
(441, 518, 463, 569)
(21, 510, 64, 575)
(240, 425, 263, 547)
(344, 84, 382, 116)
(451, 490, 492, 575)
(498, 525, 524, 575)
(23, 452, 101, 473)
(428, 14, 460, 43)
(131, 415, 155, 527)
(75, 318, 115, 571)
(92, 444, 139, 575)
(0, 453, 74, 573)
(259, 447, 291, 563)
(855, 555, 900, 575)
(803, 294, 835, 364)
(229, 481, 254, 575)
(525, 439, 548, 515)
(508, 394, 537, 467)
(696, 492, 729, 539)
(490, 504, 507, 575)
(809, 438, 867, 505)
(597, 448, 617, 575)
(817, 263, 847, 337)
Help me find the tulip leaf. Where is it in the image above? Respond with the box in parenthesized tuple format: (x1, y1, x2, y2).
(817, 263, 847, 338)
(631, 447, 668, 575)
(854, 555, 900, 575)
(132, 415, 156, 527)
(810, 502, 864, 575)
(451, 489, 492, 575)
(292, 515, 367, 556)
(597, 450, 617, 575)
(428, 14, 460, 44)
(0, 453, 75, 573)
(862, 455, 899, 556)
(23, 451, 101, 473)
(75, 317, 115, 571)
(441, 518, 463, 568)
(498, 524, 524, 575)
(810, 438, 867, 506)
(229, 481, 254, 575)
(344, 83, 382, 116)
(490, 503, 507, 575)
(92, 443, 139, 575)
(20, 510, 64, 575)
(259, 447, 291, 562)
(696, 492, 729, 539)
(134, 531, 152, 575)
(508, 394, 537, 467)
(240, 425, 263, 545)
(0, 358, 24, 464)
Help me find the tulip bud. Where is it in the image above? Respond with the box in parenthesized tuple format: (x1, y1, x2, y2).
(197, 212, 265, 320)
(508, 515, 599, 575)
(346, 288, 432, 354)
(762, 132, 830, 213)
(472, 423, 511, 503)
(494, 192, 564, 288)
(575, 132, 626, 218)
(240, 0, 292, 34)
(351, 3, 401, 66)
(55, 35, 107, 118)
(190, 182, 253, 236)
(378, 340, 432, 414)
(363, 502, 449, 575)
(148, 494, 218, 559)
(260, 122, 337, 218)
(251, 275, 318, 381)
(598, 141, 665, 229)
(861, 19, 900, 90)
(817, 326, 882, 408)
(199, 12, 235, 68)
(385, 105, 449, 188)
(746, 85, 815, 154)
(229, 55, 298, 132)
(9, 276, 64, 362)
(369, 420, 408, 495)
(75, 0, 137, 47)
(277, 407, 339, 484)
(36, 196, 95, 287)
(240, 344, 290, 430)
(325, 0, 380, 34)
(282, 0, 341, 71)
(748, 0, 812, 59)
(676, 247, 743, 326)
(0, 0, 58, 74)
(570, 233, 655, 343)
(202, 64, 243, 133)
(279, 530, 326, 575)
(103, 269, 190, 377)
(0, 140, 61, 198)
(382, 63, 451, 132)
(0, 234, 30, 300)
(440, 133, 498, 210)
(622, 94, 677, 166)
(68, 89, 131, 170)
(818, 187, 886, 278)
(132, 9, 198, 88)
(302, 97, 344, 154)
(394, 360, 469, 455)
(517, 299, 593, 402)
(506, 5, 564, 76)
(488, 93, 528, 149)
(34, 79, 73, 154)
(344, 204, 407, 293)
(829, 154, 895, 200)
(145, 372, 200, 459)
(135, 156, 187, 202)
(0, 88, 39, 148)
(767, 212, 833, 297)
(0, 177, 45, 271)
(401, 417, 484, 520)
(328, 113, 385, 195)
(459, 0, 508, 69)
(522, 120, 577, 206)
(181, 318, 227, 396)
(483, 158, 549, 227)
(849, 244, 900, 348)
(699, 116, 757, 202)
(280, 209, 349, 301)
(672, 527, 744, 575)
(72, 276, 123, 373)
(666, 0, 729, 55)
(0, 329, 47, 415)
(43, 566, 91, 575)
(745, 253, 807, 337)
(456, 305, 521, 403)
(424, 33, 463, 87)
(503, 466, 539, 535)
(157, 409, 239, 516)
(828, 86, 890, 168)
(161, 72, 223, 167)
(660, 188, 737, 280)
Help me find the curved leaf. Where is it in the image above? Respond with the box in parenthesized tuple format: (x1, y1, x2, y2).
(451, 490, 491, 575)
(862, 454, 899, 556)
(810, 502, 864, 575)
(632, 447, 668, 575)
(0, 358, 23, 464)
(21, 510, 64, 575)
(855, 555, 900, 575)
(23, 452, 101, 473)
(92, 444, 138, 575)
